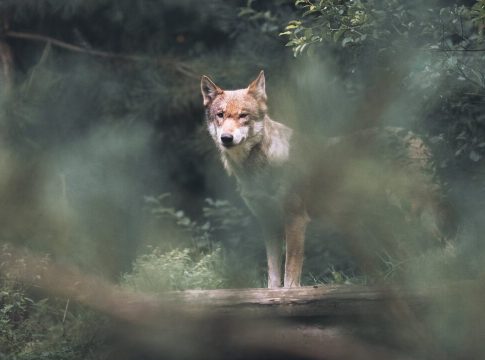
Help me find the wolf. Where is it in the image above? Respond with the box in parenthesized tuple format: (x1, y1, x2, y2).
(201, 71, 454, 288)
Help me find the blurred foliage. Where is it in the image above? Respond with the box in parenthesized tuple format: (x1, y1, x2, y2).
(280, 0, 485, 207)
(0, 245, 107, 359)
(0, 0, 483, 288)
(0, 0, 482, 280)
(0, 0, 485, 358)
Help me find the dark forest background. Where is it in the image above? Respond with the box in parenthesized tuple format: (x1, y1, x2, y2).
(1, 0, 485, 358)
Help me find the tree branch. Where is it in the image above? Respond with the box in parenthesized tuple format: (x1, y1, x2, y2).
(5, 30, 199, 79)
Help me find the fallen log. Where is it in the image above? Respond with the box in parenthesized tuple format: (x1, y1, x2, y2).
(162, 283, 462, 318)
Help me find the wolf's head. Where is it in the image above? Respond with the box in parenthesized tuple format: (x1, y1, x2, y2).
(201, 71, 267, 162)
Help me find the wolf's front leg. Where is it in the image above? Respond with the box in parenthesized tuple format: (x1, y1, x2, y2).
(283, 208, 310, 288)
(263, 227, 283, 288)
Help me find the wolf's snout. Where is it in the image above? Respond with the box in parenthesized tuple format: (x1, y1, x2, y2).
(221, 133, 234, 146)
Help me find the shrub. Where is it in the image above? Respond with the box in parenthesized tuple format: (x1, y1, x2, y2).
(122, 247, 227, 292)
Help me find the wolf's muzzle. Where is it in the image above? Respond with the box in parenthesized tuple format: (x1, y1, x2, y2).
(221, 133, 234, 146)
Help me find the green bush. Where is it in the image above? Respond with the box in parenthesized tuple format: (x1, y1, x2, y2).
(140, 194, 264, 288)
(122, 247, 227, 292)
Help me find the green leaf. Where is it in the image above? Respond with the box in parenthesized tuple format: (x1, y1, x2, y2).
(285, 39, 300, 47)
(238, 8, 256, 17)
(303, 5, 319, 17)
(342, 36, 354, 47)
(333, 28, 346, 41)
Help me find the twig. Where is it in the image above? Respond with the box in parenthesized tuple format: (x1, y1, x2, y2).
(433, 48, 485, 52)
(62, 298, 70, 323)
(6, 30, 143, 60)
(62, 297, 70, 337)
(5, 30, 199, 79)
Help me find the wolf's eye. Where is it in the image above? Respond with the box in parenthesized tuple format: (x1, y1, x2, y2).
(239, 113, 248, 119)
(216, 112, 224, 118)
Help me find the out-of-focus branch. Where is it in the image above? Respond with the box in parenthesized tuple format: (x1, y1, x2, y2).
(0, 16, 14, 96)
(5, 30, 199, 79)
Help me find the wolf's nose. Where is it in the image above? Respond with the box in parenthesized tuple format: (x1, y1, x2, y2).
(221, 133, 234, 145)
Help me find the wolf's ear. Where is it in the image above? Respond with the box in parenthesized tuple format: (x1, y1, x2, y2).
(247, 70, 266, 101)
(201, 75, 222, 107)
